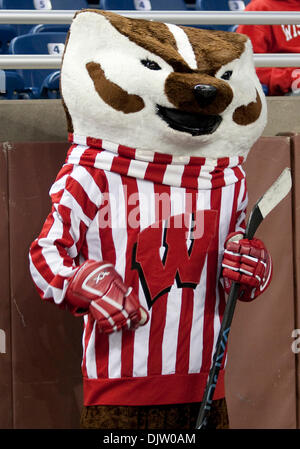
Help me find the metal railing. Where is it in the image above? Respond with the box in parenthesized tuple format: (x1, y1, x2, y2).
(0, 53, 299, 69)
(0, 10, 300, 68)
(1, 10, 300, 25)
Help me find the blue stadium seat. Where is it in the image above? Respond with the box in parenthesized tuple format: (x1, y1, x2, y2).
(0, 0, 86, 34)
(0, 0, 88, 9)
(100, 0, 187, 10)
(0, 70, 25, 99)
(40, 70, 61, 99)
(9, 32, 67, 99)
(185, 0, 196, 11)
(261, 84, 269, 96)
(196, 0, 249, 32)
(0, 25, 17, 54)
(197, 0, 250, 12)
(29, 24, 70, 34)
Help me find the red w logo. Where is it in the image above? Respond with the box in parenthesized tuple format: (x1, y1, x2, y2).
(132, 210, 218, 309)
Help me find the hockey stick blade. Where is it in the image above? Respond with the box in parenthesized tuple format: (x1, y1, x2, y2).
(196, 167, 292, 430)
(246, 167, 292, 240)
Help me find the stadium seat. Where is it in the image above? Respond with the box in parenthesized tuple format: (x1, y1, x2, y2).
(0, 0, 88, 9)
(100, 0, 187, 10)
(261, 84, 269, 96)
(184, 0, 196, 10)
(29, 24, 70, 34)
(195, 0, 249, 31)
(196, 0, 250, 12)
(0, 25, 17, 54)
(39, 70, 61, 99)
(9, 32, 67, 99)
(0, 70, 25, 99)
(0, 1, 87, 35)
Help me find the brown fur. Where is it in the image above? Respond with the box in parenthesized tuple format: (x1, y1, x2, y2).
(86, 61, 145, 114)
(99, 10, 247, 76)
(233, 89, 262, 125)
(99, 10, 192, 73)
(165, 72, 233, 114)
(80, 398, 229, 429)
(183, 26, 247, 74)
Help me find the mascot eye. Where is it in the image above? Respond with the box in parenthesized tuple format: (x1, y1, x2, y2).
(221, 70, 233, 80)
(141, 59, 161, 71)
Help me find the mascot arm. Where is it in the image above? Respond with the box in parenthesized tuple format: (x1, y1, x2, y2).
(66, 260, 149, 333)
(29, 164, 149, 332)
(29, 166, 97, 310)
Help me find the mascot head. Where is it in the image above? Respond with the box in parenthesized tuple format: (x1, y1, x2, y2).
(61, 9, 267, 159)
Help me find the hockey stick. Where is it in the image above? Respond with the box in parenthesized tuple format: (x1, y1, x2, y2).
(195, 167, 292, 430)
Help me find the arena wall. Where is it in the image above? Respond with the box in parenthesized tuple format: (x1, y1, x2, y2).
(1, 97, 300, 143)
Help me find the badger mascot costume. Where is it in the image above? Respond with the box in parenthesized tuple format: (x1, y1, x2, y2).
(29, 10, 272, 429)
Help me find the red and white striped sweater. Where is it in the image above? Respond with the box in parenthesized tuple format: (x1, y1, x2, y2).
(29, 135, 247, 406)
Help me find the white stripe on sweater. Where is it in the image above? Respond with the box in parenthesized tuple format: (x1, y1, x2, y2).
(163, 163, 185, 188)
(132, 179, 156, 377)
(198, 163, 214, 191)
(105, 171, 127, 379)
(29, 252, 72, 305)
(85, 320, 98, 379)
(73, 134, 87, 146)
(161, 187, 186, 375)
(58, 188, 91, 228)
(188, 189, 211, 373)
(236, 178, 247, 232)
(70, 165, 103, 208)
(127, 158, 148, 180)
(95, 149, 115, 172)
(66, 144, 88, 165)
(86, 214, 103, 261)
(49, 173, 69, 195)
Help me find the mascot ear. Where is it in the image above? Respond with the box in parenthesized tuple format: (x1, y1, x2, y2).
(68, 9, 112, 43)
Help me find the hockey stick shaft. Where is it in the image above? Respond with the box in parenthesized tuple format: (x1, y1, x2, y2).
(195, 285, 240, 429)
(195, 168, 292, 429)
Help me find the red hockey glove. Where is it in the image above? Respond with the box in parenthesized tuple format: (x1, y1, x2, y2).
(222, 232, 272, 302)
(65, 260, 149, 334)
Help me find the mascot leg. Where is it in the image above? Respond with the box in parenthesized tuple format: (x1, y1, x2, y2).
(80, 399, 229, 429)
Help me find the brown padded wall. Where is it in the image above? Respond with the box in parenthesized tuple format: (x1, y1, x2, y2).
(226, 137, 296, 429)
(0, 144, 13, 428)
(8, 142, 83, 429)
(292, 135, 300, 429)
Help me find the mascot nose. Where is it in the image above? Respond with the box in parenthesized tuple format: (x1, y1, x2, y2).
(193, 84, 217, 107)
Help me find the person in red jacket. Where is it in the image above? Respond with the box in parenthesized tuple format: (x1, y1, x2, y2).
(236, 0, 300, 95)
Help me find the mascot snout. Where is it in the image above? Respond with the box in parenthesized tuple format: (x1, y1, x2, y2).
(164, 72, 233, 115)
(157, 73, 233, 136)
(193, 84, 218, 107)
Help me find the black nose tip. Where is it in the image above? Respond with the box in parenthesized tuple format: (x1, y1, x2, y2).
(194, 84, 217, 107)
